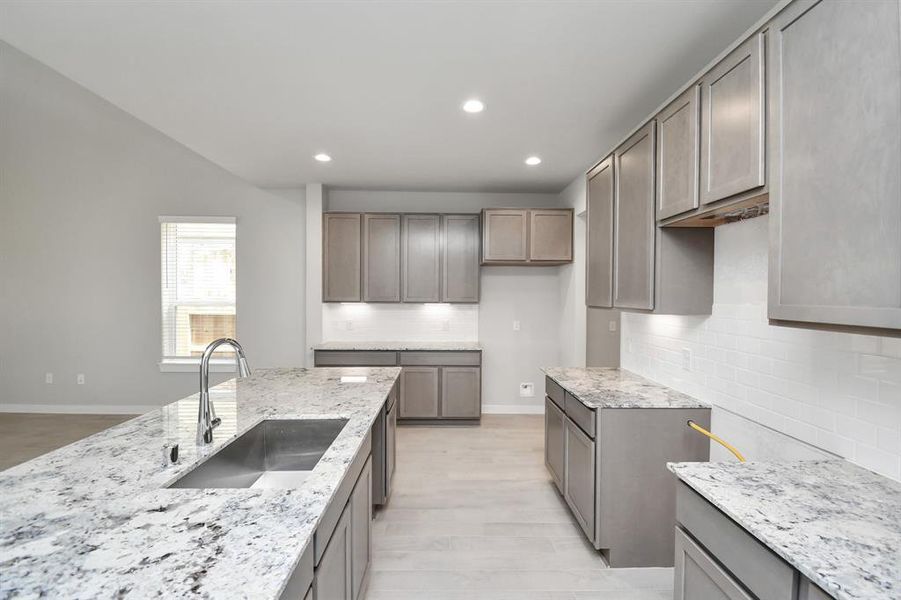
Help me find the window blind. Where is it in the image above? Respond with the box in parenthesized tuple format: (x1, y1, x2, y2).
(160, 217, 237, 360)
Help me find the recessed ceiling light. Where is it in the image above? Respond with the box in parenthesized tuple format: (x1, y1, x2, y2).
(525, 156, 542, 166)
(462, 99, 485, 113)
(314, 153, 332, 162)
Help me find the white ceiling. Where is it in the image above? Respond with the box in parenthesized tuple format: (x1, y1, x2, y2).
(0, 1, 778, 193)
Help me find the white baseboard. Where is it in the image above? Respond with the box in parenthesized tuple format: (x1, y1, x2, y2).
(481, 403, 544, 415)
(0, 403, 154, 415)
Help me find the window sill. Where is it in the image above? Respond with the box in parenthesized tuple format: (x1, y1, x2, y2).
(158, 358, 238, 373)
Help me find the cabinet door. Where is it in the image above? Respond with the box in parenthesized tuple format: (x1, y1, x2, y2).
(699, 32, 765, 205)
(386, 395, 397, 485)
(362, 214, 401, 302)
(768, 0, 901, 330)
(399, 367, 439, 418)
(350, 458, 372, 600)
(315, 505, 352, 600)
(482, 209, 528, 262)
(440, 367, 480, 418)
(529, 209, 572, 262)
(657, 86, 700, 219)
(613, 121, 656, 310)
(442, 214, 480, 302)
(323, 213, 362, 302)
(586, 156, 614, 308)
(563, 417, 595, 540)
(544, 396, 565, 493)
(402, 214, 440, 302)
(674, 527, 753, 600)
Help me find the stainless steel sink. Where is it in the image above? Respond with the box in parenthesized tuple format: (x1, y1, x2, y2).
(168, 418, 348, 489)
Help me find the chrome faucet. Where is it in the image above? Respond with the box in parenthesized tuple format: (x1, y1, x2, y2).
(197, 338, 252, 445)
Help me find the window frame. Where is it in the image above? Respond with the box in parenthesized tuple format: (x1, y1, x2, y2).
(158, 215, 238, 372)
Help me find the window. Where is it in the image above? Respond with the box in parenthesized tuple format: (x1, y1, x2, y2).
(160, 217, 236, 367)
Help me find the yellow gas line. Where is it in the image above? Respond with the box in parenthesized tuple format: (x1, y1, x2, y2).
(687, 420, 746, 463)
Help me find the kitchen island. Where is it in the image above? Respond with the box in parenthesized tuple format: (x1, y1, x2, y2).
(0, 367, 400, 599)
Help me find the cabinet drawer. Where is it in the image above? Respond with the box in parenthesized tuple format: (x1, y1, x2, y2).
(545, 377, 565, 410)
(399, 351, 481, 366)
(564, 392, 596, 439)
(676, 482, 796, 600)
(674, 526, 753, 600)
(314, 351, 398, 366)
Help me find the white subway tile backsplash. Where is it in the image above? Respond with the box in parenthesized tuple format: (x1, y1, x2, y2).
(620, 216, 901, 481)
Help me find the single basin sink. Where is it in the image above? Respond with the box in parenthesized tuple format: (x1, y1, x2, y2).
(168, 418, 348, 489)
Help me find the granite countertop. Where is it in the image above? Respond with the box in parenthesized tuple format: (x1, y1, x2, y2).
(669, 460, 901, 600)
(313, 340, 482, 351)
(542, 367, 709, 409)
(0, 367, 401, 599)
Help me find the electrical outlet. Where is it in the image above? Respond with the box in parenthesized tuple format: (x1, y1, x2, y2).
(345, 320, 354, 331)
(77, 374, 85, 385)
(513, 320, 521, 331)
(442, 320, 450, 331)
(681, 348, 692, 371)
(45, 373, 53, 384)
(519, 382, 534, 397)
(608, 320, 617, 332)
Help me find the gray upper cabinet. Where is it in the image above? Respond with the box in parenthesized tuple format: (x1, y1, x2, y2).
(362, 214, 401, 302)
(657, 86, 700, 220)
(482, 209, 528, 262)
(768, 0, 901, 330)
(586, 156, 614, 308)
(440, 367, 481, 418)
(402, 214, 441, 303)
(613, 121, 656, 310)
(699, 32, 766, 205)
(529, 209, 573, 262)
(323, 213, 362, 302)
(442, 214, 480, 302)
(399, 367, 439, 418)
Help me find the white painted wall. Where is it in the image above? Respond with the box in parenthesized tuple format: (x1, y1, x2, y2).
(622, 216, 901, 481)
(0, 42, 306, 412)
(556, 176, 588, 367)
(318, 189, 564, 412)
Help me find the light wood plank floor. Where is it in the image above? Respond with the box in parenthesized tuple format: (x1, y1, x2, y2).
(365, 415, 673, 599)
(0, 413, 134, 471)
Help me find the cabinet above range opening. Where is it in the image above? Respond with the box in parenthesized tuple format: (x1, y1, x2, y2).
(481, 208, 574, 265)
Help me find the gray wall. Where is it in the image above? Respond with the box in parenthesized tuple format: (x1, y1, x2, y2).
(0, 42, 306, 412)
(323, 189, 564, 412)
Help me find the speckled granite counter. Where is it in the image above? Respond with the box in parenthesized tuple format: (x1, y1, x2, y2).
(542, 367, 708, 409)
(314, 341, 481, 351)
(669, 460, 901, 600)
(0, 367, 400, 599)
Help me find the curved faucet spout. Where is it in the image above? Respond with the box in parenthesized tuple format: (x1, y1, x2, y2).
(197, 338, 252, 445)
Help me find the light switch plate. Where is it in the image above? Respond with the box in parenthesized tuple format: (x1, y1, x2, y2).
(45, 373, 53, 384)
(513, 320, 521, 331)
(608, 320, 617, 332)
(77, 374, 85, 385)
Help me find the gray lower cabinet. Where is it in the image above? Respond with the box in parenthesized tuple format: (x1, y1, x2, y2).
(323, 213, 362, 302)
(362, 214, 401, 302)
(315, 500, 352, 600)
(675, 482, 834, 600)
(613, 121, 657, 310)
(442, 214, 480, 302)
(563, 416, 595, 540)
(350, 458, 372, 600)
(314, 350, 482, 422)
(674, 527, 752, 600)
(544, 396, 565, 492)
(767, 0, 901, 330)
(402, 214, 441, 303)
(371, 384, 397, 506)
(699, 31, 766, 205)
(441, 367, 481, 418)
(656, 85, 700, 220)
(399, 367, 440, 418)
(304, 586, 312, 600)
(544, 377, 710, 567)
(586, 155, 614, 308)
